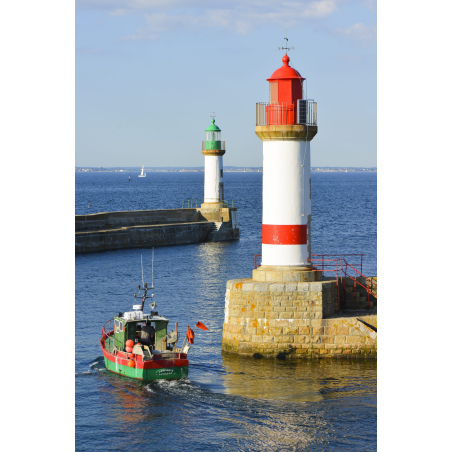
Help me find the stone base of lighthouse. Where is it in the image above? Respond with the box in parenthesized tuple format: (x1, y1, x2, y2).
(197, 206, 239, 241)
(200, 202, 227, 210)
(222, 269, 377, 359)
(252, 266, 322, 283)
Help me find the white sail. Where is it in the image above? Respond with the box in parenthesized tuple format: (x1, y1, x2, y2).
(138, 165, 146, 177)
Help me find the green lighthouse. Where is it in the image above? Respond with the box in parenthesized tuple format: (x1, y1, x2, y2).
(202, 117, 226, 207)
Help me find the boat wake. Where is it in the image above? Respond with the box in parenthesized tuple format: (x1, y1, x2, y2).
(76, 357, 105, 376)
(145, 378, 202, 396)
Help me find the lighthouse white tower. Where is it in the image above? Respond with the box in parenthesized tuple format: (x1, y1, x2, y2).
(202, 116, 226, 208)
(256, 52, 317, 268)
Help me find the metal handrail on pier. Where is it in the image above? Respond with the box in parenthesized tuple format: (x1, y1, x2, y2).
(253, 253, 376, 312)
(182, 199, 201, 208)
(182, 199, 235, 208)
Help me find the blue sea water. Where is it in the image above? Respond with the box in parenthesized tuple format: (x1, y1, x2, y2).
(75, 171, 377, 451)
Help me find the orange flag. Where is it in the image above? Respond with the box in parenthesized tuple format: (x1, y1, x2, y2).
(187, 326, 195, 344)
(196, 321, 209, 331)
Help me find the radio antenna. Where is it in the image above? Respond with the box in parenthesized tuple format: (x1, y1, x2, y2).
(141, 254, 144, 286)
(151, 247, 154, 289)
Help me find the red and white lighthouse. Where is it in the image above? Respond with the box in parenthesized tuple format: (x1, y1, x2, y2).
(255, 53, 317, 268)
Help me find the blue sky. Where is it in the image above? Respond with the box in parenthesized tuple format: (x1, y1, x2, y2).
(75, 1, 377, 167)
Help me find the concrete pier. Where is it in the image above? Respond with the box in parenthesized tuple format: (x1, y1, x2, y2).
(75, 207, 239, 253)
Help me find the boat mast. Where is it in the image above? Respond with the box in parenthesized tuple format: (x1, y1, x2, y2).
(133, 250, 155, 312)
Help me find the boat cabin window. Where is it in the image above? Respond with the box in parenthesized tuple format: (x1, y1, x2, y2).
(115, 319, 123, 333)
(137, 322, 156, 346)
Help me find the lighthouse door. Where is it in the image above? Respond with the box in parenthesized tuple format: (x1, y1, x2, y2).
(269, 82, 278, 103)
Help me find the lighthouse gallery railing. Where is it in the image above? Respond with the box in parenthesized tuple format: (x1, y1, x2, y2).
(202, 141, 226, 151)
(256, 100, 317, 126)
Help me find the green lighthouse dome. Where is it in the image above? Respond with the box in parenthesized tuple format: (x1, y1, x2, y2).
(205, 118, 221, 132)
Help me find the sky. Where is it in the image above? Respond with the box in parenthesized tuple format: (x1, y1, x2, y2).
(75, 1, 377, 167)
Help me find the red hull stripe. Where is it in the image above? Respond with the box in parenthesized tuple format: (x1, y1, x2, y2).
(101, 345, 188, 369)
(262, 224, 307, 245)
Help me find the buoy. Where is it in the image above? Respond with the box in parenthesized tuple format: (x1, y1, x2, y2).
(125, 346, 133, 353)
(125, 339, 134, 348)
(128, 360, 135, 368)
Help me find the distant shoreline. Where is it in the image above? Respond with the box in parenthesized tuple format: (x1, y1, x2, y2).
(76, 167, 377, 173)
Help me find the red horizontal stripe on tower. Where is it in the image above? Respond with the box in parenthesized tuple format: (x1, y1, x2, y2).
(262, 224, 307, 245)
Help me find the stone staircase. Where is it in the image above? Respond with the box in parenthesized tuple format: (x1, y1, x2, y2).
(206, 222, 222, 241)
(186, 210, 199, 222)
(343, 277, 377, 310)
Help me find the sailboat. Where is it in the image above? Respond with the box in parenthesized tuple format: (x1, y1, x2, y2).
(138, 165, 146, 178)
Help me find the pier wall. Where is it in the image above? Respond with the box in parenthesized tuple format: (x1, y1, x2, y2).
(222, 278, 377, 359)
(75, 209, 202, 232)
(75, 207, 239, 253)
(76, 222, 212, 253)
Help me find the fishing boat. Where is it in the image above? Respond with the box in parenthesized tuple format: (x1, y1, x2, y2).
(100, 280, 200, 381)
(138, 165, 146, 177)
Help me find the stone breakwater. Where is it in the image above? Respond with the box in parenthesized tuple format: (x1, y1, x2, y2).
(75, 207, 239, 253)
(222, 278, 377, 359)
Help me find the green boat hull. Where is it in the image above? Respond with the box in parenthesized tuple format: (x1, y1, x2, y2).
(103, 357, 189, 381)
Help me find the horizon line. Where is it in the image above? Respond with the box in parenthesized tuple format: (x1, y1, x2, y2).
(75, 165, 378, 169)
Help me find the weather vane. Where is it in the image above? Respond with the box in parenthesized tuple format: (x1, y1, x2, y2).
(278, 29, 294, 54)
(210, 111, 216, 120)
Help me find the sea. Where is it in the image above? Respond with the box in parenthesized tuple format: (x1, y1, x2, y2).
(75, 171, 377, 451)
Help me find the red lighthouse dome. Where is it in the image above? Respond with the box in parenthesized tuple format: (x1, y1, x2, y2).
(267, 54, 305, 105)
(267, 54, 304, 81)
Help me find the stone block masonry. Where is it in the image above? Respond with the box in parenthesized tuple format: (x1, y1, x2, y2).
(75, 207, 239, 253)
(75, 222, 213, 253)
(222, 278, 377, 359)
(341, 277, 377, 310)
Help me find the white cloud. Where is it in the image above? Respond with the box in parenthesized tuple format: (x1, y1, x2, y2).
(77, 0, 340, 40)
(361, 0, 377, 11)
(334, 23, 377, 46)
(76, 1, 335, 14)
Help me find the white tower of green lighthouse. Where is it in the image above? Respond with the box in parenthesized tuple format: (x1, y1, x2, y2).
(201, 116, 226, 209)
